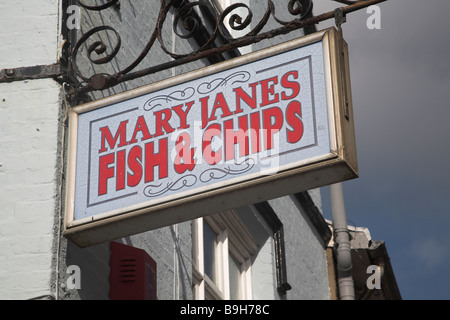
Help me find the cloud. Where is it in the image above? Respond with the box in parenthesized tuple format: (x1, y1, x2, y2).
(412, 238, 448, 270)
(314, 0, 450, 299)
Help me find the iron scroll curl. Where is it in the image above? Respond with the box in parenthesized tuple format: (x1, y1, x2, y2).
(68, 0, 313, 93)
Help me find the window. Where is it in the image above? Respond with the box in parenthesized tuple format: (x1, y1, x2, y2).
(203, 222, 218, 285)
(228, 253, 241, 300)
(192, 210, 257, 300)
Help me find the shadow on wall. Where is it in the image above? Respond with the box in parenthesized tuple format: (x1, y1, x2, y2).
(62, 240, 111, 300)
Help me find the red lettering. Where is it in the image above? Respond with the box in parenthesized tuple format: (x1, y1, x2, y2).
(200, 96, 210, 129)
(263, 107, 283, 150)
(154, 108, 174, 137)
(145, 138, 168, 183)
(260, 76, 279, 107)
(98, 153, 115, 195)
(174, 132, 196, 174)
(234, 82, 258, 114)
(116, 150, 126, 191)
(224, 115, 249, 161)
(172, 101, 194, 130)
(250, 111, 261, 154)
(286, 100, 304, 143)
(128, 116, 152, 144)
(203, 123, 222, 165)
(209, 93, 233, 123)
(127, 146, 142, 187)
(281, 71, 300, 100)
(99, 121, 128, 153)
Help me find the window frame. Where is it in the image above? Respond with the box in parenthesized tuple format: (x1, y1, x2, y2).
(192, 210, 258, 300)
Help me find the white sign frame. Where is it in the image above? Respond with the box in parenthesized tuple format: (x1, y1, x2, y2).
(64, 28, 357, 247)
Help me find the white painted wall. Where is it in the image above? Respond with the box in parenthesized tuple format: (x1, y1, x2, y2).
(0, 0, 61, 299)
(0, 0, 60, 69)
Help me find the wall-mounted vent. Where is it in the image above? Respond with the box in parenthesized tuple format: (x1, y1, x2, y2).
(117, 258, 137, 283)
(109, 241, 157, 300)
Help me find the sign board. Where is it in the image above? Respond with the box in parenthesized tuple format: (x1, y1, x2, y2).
(64, 28, 358, 247)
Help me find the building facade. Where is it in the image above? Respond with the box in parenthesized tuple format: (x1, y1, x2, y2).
(0, 0, 399, 300)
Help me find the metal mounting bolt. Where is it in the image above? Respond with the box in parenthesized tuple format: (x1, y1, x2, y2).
(5, 69, 15, 77)
(90, 74, 109, 91)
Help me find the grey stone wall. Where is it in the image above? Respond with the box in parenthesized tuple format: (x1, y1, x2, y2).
(269, 196, 330, 300)
(59, 2, 203, 300)
(59, 0, 329, 300)
(58, 223, 192, 300)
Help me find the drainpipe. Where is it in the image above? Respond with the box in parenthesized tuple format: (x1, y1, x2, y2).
(330, 183, 355, 300)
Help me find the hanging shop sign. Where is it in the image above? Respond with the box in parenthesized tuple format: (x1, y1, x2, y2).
(64, 28, 358, 247)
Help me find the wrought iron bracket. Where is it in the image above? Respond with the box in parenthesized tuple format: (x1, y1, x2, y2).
(0, 63, 63, 83)
(63, 0, 386, 98)
(0, 0, 386, 100)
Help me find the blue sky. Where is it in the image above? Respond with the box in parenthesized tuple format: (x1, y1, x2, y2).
(315, 0, 450, 300)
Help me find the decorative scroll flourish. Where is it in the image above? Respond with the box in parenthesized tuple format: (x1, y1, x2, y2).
(142, 71, 250, 111)
(143, 87, 196, 111)
(199, 158, 255, 183)
(143, 174, 198, 198)
(197, 71, 250, 95)
(70, 25, 121, 82)
(164, 1, 218, 58)
(67, 0, 315, 94)
(142, 158, 255, 198)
